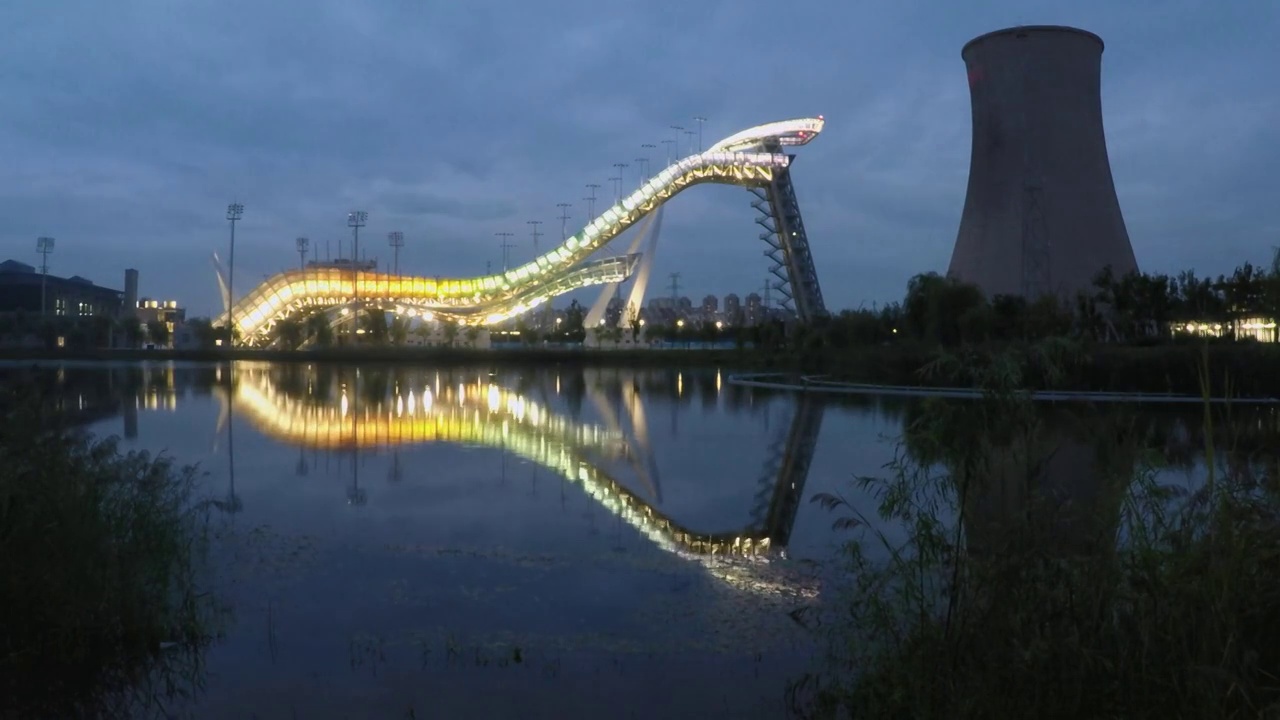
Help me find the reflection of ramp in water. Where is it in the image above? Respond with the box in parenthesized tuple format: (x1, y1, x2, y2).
(226, 368, 821, 582)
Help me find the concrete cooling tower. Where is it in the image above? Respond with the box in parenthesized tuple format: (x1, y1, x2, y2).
(948, 26, 1138, 300)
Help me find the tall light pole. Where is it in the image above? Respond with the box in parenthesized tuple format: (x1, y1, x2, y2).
(346, 210, 367, 340)
(693, 116, 708, 152)
(661, 139, 676, 166)
(584, 183, 601, 218)
(527, 220, 543, 257)
(641, 143, 657, 177)
(496, 232, 515, 271)
(608, 176, 621, 204)
(684, 130, 695, 155)
(295, 237, 309, 271)
(36, 237, 54, 317)
(613, 162, 629, 201)
(387, 231, 404, 275)
(669, 125, 684, 159)
(556, 203, 572, 241)
(226, 203, 243, 345)
(635, 156, 649, 184)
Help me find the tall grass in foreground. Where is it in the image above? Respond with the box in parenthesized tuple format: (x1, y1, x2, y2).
(790, 340, 1280, 719)
(0, 383, 223, 719)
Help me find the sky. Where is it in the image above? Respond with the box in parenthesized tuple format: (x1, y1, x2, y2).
(2, 0, 1277, 317)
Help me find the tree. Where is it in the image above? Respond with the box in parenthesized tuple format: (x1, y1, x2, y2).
(273, 317, 304, 349)
(145, 320, 170, 347)
(305, 313, 334, 348)
(122, 320, 144, 348)
(441, 320, 460, 347)
(564, 300, 586, 343)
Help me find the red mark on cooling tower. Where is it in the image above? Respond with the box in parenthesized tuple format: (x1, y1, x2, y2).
(968, 65, 983, 87)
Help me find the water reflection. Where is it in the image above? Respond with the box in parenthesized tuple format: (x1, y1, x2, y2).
(218, 363, 823, 597)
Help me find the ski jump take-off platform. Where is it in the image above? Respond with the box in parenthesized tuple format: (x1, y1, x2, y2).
(218, 117, 829, 346)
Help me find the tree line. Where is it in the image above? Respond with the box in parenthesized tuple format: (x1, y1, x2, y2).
(811, 252, 1280, 351)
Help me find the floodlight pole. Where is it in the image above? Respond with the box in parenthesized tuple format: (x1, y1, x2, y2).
(36, 237, 54, 317)
(584, 184, 601, 219)
(296, 237, 310, 270)
(669, 125, 684, 159)
(641, 143, 657, 178)
(556, 203, 572, 241)
(612, 163, 629, 202)
(347, 210, 367, 340)
(527, 220, 543, 256)
(496, 232, 515, 272)
(226, 203, 243, 346)
(387, 231, 404, 275)
(693, 116, 708, 152)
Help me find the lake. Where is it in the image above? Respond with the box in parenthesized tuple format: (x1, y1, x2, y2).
(7, 360, 1260, 718)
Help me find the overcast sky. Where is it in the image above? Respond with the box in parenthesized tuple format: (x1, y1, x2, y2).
(3, 0, 1277, 316)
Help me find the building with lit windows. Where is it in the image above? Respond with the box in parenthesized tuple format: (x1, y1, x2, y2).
(0, 260, 124, 318)
(135, 298, 187, 336)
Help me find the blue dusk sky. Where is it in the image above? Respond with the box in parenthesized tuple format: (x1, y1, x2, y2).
(2, 0, 1277, 316)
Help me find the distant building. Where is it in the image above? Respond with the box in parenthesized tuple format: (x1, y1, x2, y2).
(745, 293, 763, 325)
(723, 294, 742, 326)
(135, 298, 187, 338)
(0, 260, 124, 318)
(701, 295, 718, 314)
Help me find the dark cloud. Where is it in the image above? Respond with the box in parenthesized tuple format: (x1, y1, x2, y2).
(1, 0, 1276, 315)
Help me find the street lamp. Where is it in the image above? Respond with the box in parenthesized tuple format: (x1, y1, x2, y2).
(295, 237, 309, 271)
(669, 125, 684, 159)
(661, 139, 675, 166)
(608, 176, 621, 204)
(635, 156, 649, 183)
(36, 237, 54, 317)
(387, 231, 404, 275)
(556, 203, 572, 241)
(226, 203, 244, 345)
(693, 116, 708, 152)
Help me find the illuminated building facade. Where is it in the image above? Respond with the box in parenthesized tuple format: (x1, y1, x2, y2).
(220, 118, 829, 346)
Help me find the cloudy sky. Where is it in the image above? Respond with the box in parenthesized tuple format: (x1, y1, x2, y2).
(3, 0, 1277, 316)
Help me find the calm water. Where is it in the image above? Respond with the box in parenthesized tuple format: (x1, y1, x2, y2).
(8, 360, 1253, 718)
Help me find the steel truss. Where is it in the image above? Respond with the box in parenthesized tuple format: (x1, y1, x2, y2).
(748, 146, 827, 322)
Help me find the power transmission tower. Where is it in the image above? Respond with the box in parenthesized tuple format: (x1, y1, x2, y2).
(668, 272, 681, 304)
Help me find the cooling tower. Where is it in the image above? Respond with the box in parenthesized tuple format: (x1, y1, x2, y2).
(948, 26, 1138, 300)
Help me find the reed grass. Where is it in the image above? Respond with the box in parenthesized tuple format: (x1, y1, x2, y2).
(0, 384, 222, 719)
(791, 341, 1280, 719)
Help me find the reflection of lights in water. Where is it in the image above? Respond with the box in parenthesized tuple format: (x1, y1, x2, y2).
(396, 395, 404, 418)
(677, 373, 683, 397)
(716, 370, 721, 394)
(229, 368, 802, 596)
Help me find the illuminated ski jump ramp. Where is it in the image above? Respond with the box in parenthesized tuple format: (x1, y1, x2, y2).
(221, 117, 827, 343)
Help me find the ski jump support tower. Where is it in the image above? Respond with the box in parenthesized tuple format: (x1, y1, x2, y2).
(948, 26, 1138, 301)
(583, 205, 665, 330)
(749, 139, 826, 320)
